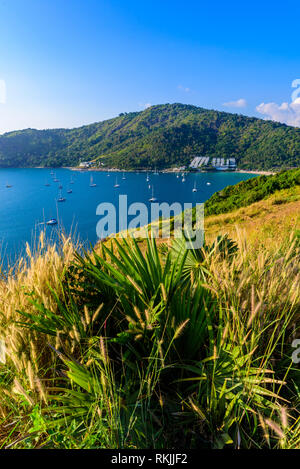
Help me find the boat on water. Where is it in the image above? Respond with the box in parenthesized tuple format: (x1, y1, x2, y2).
(146, 173, 150, 182)
(206, 182, 211, 186)
(45, 181, 50, 186)
(149, 186, 157, 202)
(192, 181, 197, 192)
(90, 175, 97, 187)
(67, 188, 73, 193)
(70, 176, 74, 184)
(58, 184, 63, 189)
(57, 189, 66, 202)
(122, 172, 126, 180)
(46, 218, 58, 225)
(6, 183, 12, 188)
(182, 175, 186, 182)
(114, 177, 120, 188)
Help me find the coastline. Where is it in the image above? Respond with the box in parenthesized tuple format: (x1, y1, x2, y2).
(2, 166, 277, 175)
(68, 166, 276, 175)
(236, 169, 276, 176)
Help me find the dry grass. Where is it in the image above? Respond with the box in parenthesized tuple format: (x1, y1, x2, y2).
(204, 186, 300, 250)
(0, 232, 77, 416)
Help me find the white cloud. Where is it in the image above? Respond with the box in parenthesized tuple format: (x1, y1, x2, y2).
(256, 98, 300, 127)
(223, 98, 247, 108)
(138, 102, 152, 109)
(178, 85, 190, 93)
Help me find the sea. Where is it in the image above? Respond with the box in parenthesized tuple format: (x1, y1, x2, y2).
(0, 168, 257, 267)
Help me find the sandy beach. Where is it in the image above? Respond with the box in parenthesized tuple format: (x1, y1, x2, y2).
(236, 169, 276, 176)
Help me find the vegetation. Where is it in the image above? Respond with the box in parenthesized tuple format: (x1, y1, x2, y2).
(0, 171, 299, 449)
(0, 214, 299, 449)
(0, 103, 299, 170)
(204, 168, 300, 216)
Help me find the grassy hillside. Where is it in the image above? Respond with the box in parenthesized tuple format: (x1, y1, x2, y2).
(0, 176, 299, 449)
(205, 185, 300, 248)
(204, 168, 300, 215)
(0, 103, 299, 170)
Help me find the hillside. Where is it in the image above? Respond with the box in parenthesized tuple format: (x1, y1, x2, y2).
(205, 184, 300, 248)
(204, 167, 300, 215)
(203, 169, 300, 250)
(1, 178, 299, 449)
(0, 103, 299, 170)
(134, 168, 300, 250)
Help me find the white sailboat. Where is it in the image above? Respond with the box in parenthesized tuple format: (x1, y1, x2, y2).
(57, 189, 66, 202)
(90, 175, 97, 187)
(146, 172, 149, 182)
(149, 186, 157, 202)
(114, 177, 120, 188)
(192, 181, 197, 192)
(122, 172, 126, 180)
(46, 218, 57, 225)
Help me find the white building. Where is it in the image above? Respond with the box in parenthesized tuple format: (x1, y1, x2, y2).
(79, 161, 91, 168)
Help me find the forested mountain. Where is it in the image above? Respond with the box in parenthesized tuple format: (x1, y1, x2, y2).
(0, 103, 299, 170)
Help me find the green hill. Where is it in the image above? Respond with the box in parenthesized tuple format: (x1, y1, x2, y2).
(204, 167, 300, 215)
(0, 103, 299, 170)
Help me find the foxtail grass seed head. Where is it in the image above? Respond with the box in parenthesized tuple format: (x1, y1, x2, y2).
(13, 378, 34, 406)
(265, 419, 285, 440)
(174, 319, 189, 340)
(84, 305, 91, 325)
(92, 303, 103, 322)
(99, 336, 108, 364)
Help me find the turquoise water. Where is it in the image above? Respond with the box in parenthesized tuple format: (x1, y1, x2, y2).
(0, 168, 256, 266)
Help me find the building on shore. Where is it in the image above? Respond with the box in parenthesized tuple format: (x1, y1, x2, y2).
(189, 156, 236, 171)
(79, 161, 92, 168)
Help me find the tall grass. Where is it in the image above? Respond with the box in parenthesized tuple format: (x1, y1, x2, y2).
(0, 229, 299, 449)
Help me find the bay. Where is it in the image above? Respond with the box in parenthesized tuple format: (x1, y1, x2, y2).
(0, 168, 256, 267)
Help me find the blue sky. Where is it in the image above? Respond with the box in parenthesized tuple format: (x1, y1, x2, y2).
(0, 0, 300, 133)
